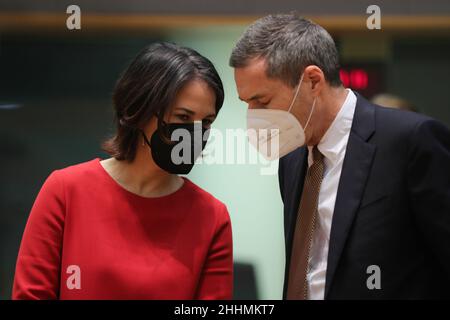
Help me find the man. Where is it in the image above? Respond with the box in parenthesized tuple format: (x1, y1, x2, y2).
(230, 13, 450, 299)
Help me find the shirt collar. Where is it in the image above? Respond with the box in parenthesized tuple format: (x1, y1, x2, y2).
(308, 89, 357, 166)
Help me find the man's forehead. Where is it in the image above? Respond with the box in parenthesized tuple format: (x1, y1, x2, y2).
(234, 58, 272, 100)
(234, 57, 267, 80)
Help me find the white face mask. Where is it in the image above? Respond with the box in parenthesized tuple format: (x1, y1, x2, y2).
(246, 73, 316, 161)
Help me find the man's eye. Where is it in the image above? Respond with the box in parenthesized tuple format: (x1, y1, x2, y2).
(255, 101, 270, 108)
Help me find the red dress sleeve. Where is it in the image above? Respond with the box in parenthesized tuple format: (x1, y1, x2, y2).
(12, 170, 66, 299)
(195, 204, 233, 300)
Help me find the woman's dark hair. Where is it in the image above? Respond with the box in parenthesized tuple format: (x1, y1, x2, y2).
(102, 42, 224, 162)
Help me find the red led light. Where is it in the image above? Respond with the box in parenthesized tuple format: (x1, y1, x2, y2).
(340, 68, 369, 90)
(351, 69, 368, 89)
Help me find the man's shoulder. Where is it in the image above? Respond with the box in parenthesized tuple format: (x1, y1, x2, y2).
(372, 103, 433, 132)
(371, 104, 450, 151)
(361, 100, 450, 165)
(354, 92, 439, 137)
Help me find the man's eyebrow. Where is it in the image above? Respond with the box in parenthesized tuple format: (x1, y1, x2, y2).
(239, 94, 265, 102)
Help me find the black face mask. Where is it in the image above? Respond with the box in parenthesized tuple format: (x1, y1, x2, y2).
(142, 121, 209, 175)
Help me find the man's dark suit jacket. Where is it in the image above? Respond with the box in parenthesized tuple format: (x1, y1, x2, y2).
(278, 93, 450, 299)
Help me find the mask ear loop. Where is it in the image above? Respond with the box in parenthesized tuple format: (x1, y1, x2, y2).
(141, 130, 152, 148)
(287, 73, 304, 113)
(287, 72, 316, 131)
(303, 98, 316, 131)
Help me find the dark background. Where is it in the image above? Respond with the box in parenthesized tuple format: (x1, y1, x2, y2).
(1, 0, 449, 299)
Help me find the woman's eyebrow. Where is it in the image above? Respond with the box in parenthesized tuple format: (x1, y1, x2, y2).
(175, 107, 216, 119)
(174, 107, 195, 115)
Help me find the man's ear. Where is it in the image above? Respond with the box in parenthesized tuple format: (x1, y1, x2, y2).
(304, 65, 325, 93)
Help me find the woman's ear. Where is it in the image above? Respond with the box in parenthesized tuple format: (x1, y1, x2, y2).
(141, 116, 158, 137)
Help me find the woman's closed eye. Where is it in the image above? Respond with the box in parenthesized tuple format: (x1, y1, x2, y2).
(175, 113, 215, 128)
(176, 114, 191, 122)
(202, 118, 214, 128)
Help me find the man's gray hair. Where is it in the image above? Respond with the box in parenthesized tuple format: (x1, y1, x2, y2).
(229, 13, 342, 87)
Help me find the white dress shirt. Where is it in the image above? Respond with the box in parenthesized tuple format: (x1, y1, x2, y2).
(306, 89, 357, 300)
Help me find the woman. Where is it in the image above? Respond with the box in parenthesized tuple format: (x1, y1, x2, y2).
(12, 42, 233, 299)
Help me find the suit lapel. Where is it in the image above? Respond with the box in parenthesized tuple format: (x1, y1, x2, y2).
(324, 94, 377, 298)
(285, 148, 308, 247)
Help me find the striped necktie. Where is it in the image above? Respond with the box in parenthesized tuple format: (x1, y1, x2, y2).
(287, 146, 324, 300)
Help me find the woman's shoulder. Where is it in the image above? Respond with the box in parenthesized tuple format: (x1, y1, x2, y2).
(48, 158, 102, 185)
(53, 157, 100, 173)
(183, 179, 229, 217)
(32, 159, 103, 211)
